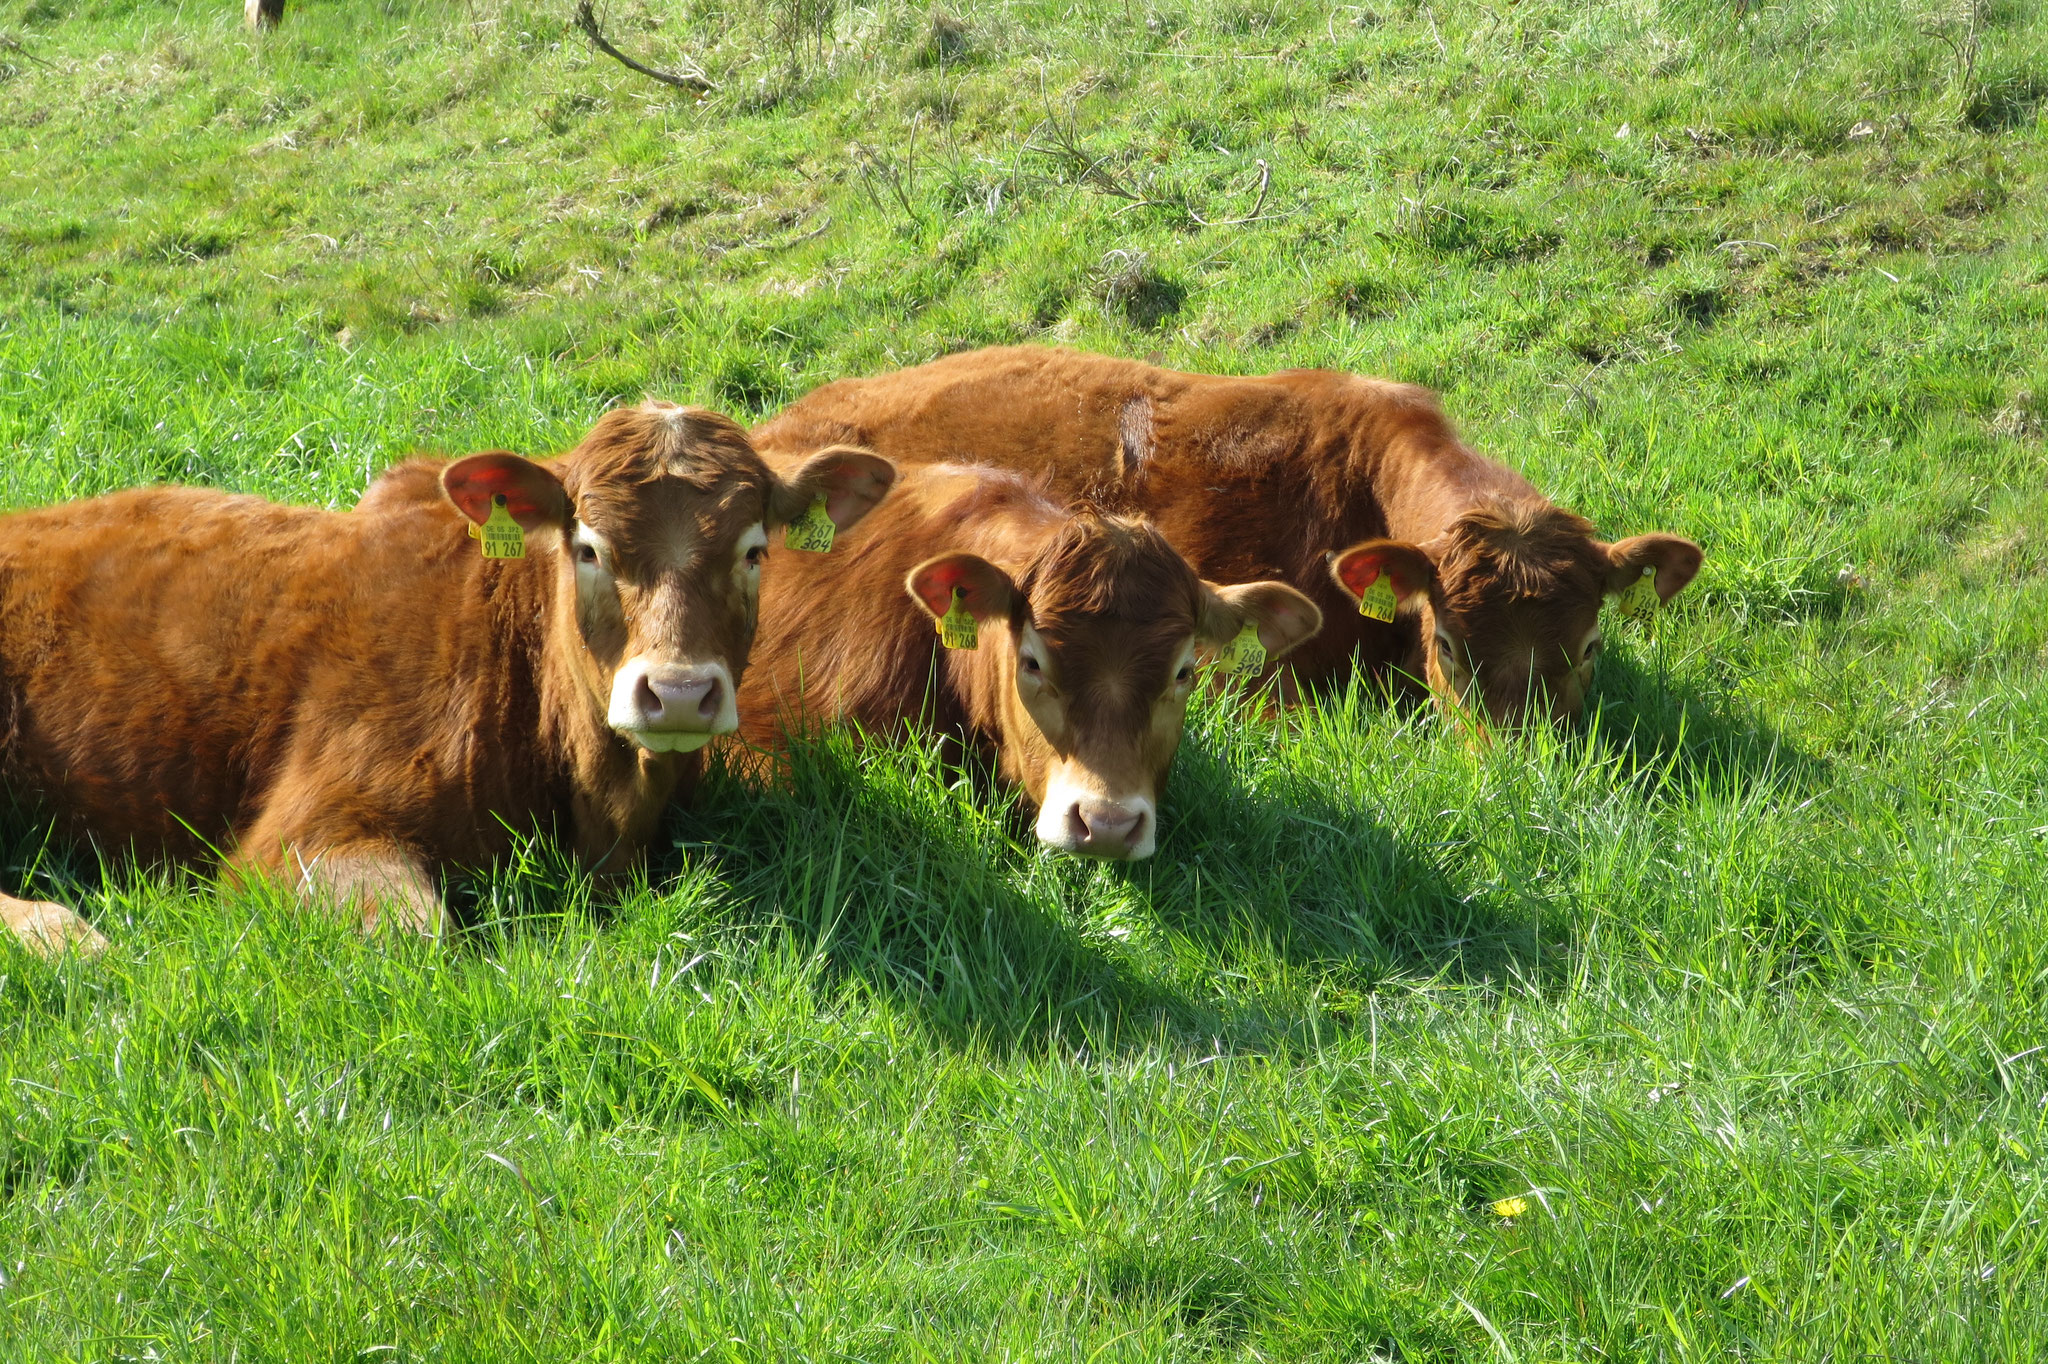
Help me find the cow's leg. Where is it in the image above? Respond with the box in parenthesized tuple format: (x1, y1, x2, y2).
(229, 839, 445, 939)
(1, 892, 109, 958)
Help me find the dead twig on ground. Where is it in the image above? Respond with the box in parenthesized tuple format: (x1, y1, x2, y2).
(1188, 159, 1275, 227)
(571, 0, 716, 95)
(1024, 92, 1147, 203)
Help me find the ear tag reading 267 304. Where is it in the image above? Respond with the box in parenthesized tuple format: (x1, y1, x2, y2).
(1615, 565, 1659, 628)
(938, 588, 978, 650)
(1356, 572, 1398, 622)
(1213, 619, 1267, 678)
(784, 495, 837, 553)
(477, 494, 525, 559)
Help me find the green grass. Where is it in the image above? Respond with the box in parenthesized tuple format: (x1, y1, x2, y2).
(3, 0, 2047, 1357)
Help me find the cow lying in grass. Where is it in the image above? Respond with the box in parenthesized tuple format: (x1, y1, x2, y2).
(735, 461, 1321, 860)
(0, 402, 893, 957)
(753, 346, 1704, 725)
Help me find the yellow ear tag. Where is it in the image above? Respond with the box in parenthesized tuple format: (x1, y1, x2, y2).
(1212, 619, 1267, 678)
(938, 588, 978, 650)
(783, 495, 837, 553)
(1616, 565, 1659, 627)
(478, 495, 525, 559)
(1357, 573, 1399, 622)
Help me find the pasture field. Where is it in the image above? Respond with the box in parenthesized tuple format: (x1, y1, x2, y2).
(3, 0, 2047, 1357)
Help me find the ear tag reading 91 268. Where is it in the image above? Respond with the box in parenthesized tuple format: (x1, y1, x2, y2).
(1616, 565, 1659, 627)
(478, 494, 525, 559)
(783, 495, 837, 553)
(1356, 573, 1398, 622)
(1213, 619, 1267, 678)
(938, 588, 978, 650)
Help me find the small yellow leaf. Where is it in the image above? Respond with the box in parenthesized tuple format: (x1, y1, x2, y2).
(1489, 1196, 1530, 1218)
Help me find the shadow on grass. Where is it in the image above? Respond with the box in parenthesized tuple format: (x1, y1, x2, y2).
(1137, 731, 1544, 994)
(667, 698, 1541, 1055)
(666, 727, 1201, 1054)
(1588, 648, 1830, 799)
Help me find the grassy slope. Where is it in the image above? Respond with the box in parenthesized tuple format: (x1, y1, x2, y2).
(2, 0, 2047, 1357)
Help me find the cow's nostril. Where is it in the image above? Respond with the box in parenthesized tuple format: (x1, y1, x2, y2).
(633, 674, 665, 725)
(639, 669, 721, 727)
(1065, 802, 1090, 845)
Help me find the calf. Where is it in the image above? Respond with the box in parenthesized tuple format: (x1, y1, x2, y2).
(753, 346, 1703, 725)
(735, 462, 1320, 859)
(0, 402, 893, 957)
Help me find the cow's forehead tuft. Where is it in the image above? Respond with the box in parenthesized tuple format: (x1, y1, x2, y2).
(1019, 513, 1202, 626)
(1438, 495, 1606, 609)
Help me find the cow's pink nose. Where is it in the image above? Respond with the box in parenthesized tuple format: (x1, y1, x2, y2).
(1064, 800, 1147, 857)
(634, 666, 725, 728)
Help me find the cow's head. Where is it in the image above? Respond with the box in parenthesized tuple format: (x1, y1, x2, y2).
(444, 402, 894, 756)
(907, 515, 1320, 859)
(1331, 499, 1702, 725)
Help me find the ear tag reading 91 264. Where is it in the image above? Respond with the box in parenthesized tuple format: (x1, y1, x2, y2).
(783, 495, 837, 553)
(1615, 565, 1659, 628)
(478, 494, 525, 559)
(1213, 619, 1267, 678)
(1356, 573, 1398, 622)
(938, 588, 978, 650)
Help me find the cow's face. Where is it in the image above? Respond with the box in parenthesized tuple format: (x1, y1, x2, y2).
(1332, 502, 1702, 726)
(908, 517, 1320, 860)
(444, 404, 893, 756)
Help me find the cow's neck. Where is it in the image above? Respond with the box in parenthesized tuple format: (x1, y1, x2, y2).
(1364, 423, 1547, 547)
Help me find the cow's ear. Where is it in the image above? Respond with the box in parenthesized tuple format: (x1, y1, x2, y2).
(442, 453, 569, 532)
(1602, 534, 1703, 603)
(906, 554, 1017, 623)
(1198, 580, 1323, 659)
(770, 445, 896, 532)
(1330, 539, 1436, 606)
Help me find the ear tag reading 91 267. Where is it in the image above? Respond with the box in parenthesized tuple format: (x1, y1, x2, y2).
(1616, 565, 1659, 628)
(783, 495, 837, 553)
(478, 494, 525, 559)
(1213, 619, 1267, 678)
(938, 588, 978, 650)
(1356, 573, 1399, 622)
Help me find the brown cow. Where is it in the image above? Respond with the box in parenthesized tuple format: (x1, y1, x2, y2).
(0, 401, 893, 957)
(752, 346, 1704, 725)
(735, 461, 1321, 859)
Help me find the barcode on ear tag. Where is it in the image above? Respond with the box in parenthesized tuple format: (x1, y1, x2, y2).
(1213, 619, 1267, 678)
(479, 496, 525, 559)
(1357, 574, 1398, 622)
(784, 496, 836, 552)
(938, 590, 978, 650)
(1616, 566, 1659, 626)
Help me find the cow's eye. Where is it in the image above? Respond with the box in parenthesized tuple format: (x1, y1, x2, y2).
(746, 545, 767, 568)
(1582, 637, 1603, 664)
(1175, 664, 1193, 685)
(576, 542, 600, 566)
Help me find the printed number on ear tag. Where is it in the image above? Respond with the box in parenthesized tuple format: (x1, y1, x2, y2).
(783, 496, 837, 553)
(1616, 566, 1659, 627)
(937, 589, 978, 650)
(479, 495, 525, 559)
(1213, 620, 1267, 678)
(1356, 573, 1399, 622)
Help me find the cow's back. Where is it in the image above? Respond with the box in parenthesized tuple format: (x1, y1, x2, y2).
(0, 482, 553, 862)
(753, 347, 1459, 689)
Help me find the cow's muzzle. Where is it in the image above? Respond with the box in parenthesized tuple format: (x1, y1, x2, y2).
(1035, 769, 1158, 860)
(608, 658, 738, 753)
